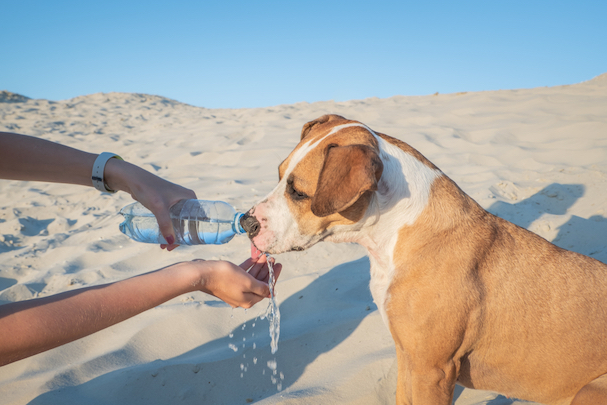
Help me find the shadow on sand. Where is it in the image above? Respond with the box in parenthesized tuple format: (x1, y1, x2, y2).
(28, 184, 605, 405)
(29, 257, 377, 405)
(487, 183, 607, 264)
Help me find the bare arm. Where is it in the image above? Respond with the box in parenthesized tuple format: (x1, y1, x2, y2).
(0, 132, 196, 247)
(0, 255, 281, 367)
(0, 132, 96, 185)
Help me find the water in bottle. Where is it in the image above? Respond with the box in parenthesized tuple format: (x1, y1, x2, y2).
(119, 199, 246, 245)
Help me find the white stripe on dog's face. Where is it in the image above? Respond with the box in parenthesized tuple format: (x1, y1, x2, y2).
(283, 122, 372, 177)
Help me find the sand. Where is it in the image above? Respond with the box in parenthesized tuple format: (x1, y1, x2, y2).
(0, 73, 606, 405)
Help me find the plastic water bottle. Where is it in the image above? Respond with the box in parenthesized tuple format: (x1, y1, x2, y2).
(119, 199, 246, 245)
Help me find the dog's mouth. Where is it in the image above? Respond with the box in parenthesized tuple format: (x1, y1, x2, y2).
(288, 231, 331, 253)
(251, 240, 304, 255)
(242, 213, 329, 255)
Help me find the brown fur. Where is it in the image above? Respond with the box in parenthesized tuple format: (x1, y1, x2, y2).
(386, 173, 607, 404)
(288, 115, 607, 404)
(277, 119, 385, 234)
(312, 144, 383, 217)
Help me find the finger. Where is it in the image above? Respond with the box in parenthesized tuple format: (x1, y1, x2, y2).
(264, 262, 281, 297)
(260, 258, 281, 284)
(239, 255, 260, 272)
(255, 266, 269, 282)
(151, 205, 176, 247)
(247, 253, 267, 276)
(248, 279, 270, 299)
(248, 258, 266, 279)
(186, 188, 198, 200)
(238, 293, 265, 309)
(272, 263, 283, 282)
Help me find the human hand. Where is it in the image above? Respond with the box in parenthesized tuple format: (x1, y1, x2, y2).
(103, 158, 196, 250)
(191, 253, 282, 308)
(247, 244, 282, 292)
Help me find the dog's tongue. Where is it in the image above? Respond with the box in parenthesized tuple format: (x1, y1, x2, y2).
(251, 243, 264, 258)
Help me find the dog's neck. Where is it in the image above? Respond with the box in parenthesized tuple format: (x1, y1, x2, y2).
(324, 135, 442, 323)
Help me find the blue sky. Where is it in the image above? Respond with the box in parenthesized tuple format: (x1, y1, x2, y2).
(2, 0, 606, 109)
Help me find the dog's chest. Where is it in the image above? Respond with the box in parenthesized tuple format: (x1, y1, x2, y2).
(368, 256, 395, 326)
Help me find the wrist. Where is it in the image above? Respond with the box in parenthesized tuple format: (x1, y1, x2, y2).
(158, 261, 205, 295)
(92, 153, 123, 193)
(177, 260, 214, 294)
(103, 158, 135, 195)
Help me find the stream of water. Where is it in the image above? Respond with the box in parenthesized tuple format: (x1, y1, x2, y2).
(264, 253, 280, 354)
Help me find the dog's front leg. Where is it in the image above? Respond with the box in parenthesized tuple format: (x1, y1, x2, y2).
(395, 347, 412, 404)
(410, 362, 457, 405)
(395, 347, 457, 405)
(395, 354, 457, 404)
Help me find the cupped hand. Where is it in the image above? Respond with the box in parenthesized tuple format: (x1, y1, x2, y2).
(246, 244, 282, 291)
(191, 252, 282, 308)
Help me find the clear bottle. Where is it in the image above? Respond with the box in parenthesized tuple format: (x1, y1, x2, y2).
(119, 199, 246, 245)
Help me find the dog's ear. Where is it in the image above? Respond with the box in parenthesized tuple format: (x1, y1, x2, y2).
(311, 144, 383, 217)
(300, 114, 347, 140)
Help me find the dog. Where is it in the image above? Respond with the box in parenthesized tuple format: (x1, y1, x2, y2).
(239, 114, 607, 405)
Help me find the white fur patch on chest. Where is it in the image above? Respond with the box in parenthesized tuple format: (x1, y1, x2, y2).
(364, 135, 442, 325)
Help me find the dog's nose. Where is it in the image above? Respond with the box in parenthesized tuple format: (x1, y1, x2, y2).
(240, 212, 261, 238)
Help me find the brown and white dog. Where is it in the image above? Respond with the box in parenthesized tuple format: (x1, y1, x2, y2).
(240, 114, 607, 405)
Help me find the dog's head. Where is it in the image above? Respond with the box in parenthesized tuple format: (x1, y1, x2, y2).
(241, 114, 384, 254)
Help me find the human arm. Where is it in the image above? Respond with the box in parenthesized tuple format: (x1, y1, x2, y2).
(0, 254, 282, 367)
(0, 132, 195, 248)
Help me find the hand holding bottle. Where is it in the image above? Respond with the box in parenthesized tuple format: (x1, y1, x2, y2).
(104, 158, 197, 250)
(120, 199, 247, 246)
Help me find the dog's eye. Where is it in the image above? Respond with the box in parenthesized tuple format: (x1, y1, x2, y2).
(287, 180, 308, 201)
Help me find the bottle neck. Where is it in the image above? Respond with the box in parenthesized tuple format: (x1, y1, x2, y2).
(233, 212, 246, 234)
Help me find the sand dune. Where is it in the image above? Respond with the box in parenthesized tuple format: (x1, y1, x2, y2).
(0, 74, 606, 404)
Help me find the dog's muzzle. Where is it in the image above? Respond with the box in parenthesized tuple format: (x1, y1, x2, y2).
(240, 212, 261, 238)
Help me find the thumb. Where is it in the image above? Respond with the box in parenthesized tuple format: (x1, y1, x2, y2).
(249, 278, 270, 298)
(152, 205, 176, 245)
